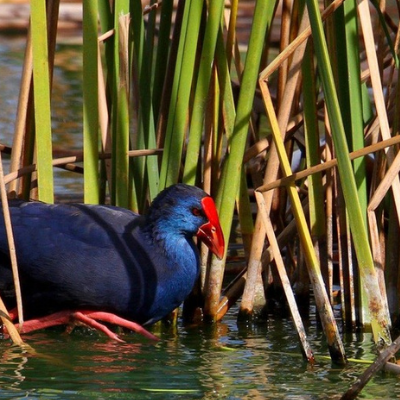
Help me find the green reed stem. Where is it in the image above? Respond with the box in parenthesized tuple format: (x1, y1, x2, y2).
(343, 0, 370, 324)
(111, 0, 131, 208)
(31, 0, 54, 202)
(302, 42, 326, 239)
(159, 0, 204, 189)
(183, 0, 225, 185)
(152, 0, 174, 123)
(83, 1, 100, 204)
(130, 0, 159, 207)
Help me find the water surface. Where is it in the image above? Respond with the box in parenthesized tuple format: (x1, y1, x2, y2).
(0, 313, 399, 399)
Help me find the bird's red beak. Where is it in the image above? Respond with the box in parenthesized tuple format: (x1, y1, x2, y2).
(197, 197, 225, 260)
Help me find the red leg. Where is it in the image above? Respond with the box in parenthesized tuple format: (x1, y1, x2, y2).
(13, 310, 74, 333)
(72, 311, 125, 343)
(77, 310, 159, 341)
(5, 309, 159, 342)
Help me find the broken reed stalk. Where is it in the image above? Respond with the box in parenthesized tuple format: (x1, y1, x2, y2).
(255, 191, 314, 362)
(0, 151, 23, 330)
(8, 29, 33, 199)
(257, 135, 400, 192)
(259, 81, 346, 364)
(340, 334, 400, 400)
(5, 131, 400, 193)
(238, 214, 266, 318)
(1, 149, 162, 186)
(217, 202, 308, 320)
(0, 297, 24, 347)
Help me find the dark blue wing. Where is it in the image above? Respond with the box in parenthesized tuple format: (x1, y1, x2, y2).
(0, 202, 158, 323)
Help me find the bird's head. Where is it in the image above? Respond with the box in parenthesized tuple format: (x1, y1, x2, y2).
(146, 184, 225, 259)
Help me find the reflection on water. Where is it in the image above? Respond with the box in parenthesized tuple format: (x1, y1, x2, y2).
(0, 313, 399, 399)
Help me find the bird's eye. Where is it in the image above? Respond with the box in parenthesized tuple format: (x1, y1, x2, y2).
(192, 208, 201, 216)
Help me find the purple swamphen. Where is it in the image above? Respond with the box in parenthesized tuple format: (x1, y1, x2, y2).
(0, 184, 224, 341)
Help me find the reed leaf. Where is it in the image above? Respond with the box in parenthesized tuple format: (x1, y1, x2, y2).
(183, 0, 225, 185)
(83, 1, 100, 204)
(215, 29, 236, 140)
(159, 0, 204, 189)
(152, 0, 174, 123)
(216, 0, 275, 243)
(130, 0, 159, 206)
(302, 42, 325, 239)
(302, 40, 328, 294)
(343, 0, 370, 324)
(30, 0, 54, 203)
(111, 1, 131, 208)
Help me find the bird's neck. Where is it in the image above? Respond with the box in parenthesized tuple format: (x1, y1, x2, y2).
(137, 219, 200, 323)
(141, 221, 199, 270)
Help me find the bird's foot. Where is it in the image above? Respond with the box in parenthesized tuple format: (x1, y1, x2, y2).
(4, 309, 159, 342)
(71, 310, 159, 342)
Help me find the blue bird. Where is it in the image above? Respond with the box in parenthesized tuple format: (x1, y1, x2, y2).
(0, 184, 224, 341)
